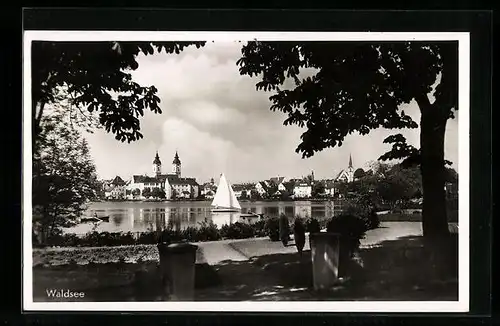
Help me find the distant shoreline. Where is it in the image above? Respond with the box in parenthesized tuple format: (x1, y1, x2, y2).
(92, 198, 341, 204)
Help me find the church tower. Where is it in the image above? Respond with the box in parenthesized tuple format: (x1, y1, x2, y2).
(172, 151, 181, 177)
(347, 153, 354, 182)
(153, 151, 162, 176)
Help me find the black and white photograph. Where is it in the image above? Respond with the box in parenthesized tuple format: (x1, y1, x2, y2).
(23, 31, 469, 312)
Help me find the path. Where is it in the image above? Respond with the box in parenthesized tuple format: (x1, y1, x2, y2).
(196, 241, 248, 265)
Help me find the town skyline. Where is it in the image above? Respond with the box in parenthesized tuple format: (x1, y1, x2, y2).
(98, 149, 377, 185)
(81, 41, 459, 184)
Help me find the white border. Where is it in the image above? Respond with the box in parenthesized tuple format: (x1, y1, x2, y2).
(23, 31, 470, 312)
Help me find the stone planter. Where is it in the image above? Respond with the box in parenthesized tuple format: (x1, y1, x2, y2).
(309, 232, 341, 290)
(337, 235, 361, 277)
(157, 242, 198, 301)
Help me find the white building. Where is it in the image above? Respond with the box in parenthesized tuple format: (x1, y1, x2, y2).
(335, 154, 355, 183)
(293, 182, 312, 198)
(254, 182, 269, 197)
(128, 151, 200, 200)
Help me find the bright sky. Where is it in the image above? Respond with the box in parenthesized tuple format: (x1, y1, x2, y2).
(83, 42, 459, 184)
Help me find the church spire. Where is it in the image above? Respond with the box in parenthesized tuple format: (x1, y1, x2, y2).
(153, 151, 161, 165)
(153, 151, 162, 176)
(172, 151, 181, 177)
(172, 151, 181, 165)
(348, 154, 353, 169)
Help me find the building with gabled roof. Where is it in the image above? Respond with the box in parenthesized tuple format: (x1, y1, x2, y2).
(335, 154, 355, 183)
(128, 151, 199, 199)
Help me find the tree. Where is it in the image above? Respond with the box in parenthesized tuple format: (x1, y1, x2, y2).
(444, 167, 459, 184)
(354, 168, 366, 180)
(171, 189, 178, 200)
(32, 41, 205, 148)
(237, 41, 457, 238)
(312, 181, 325, 197)
(32, 111, 99, 243)
(250, 189, 262, 201)
(132, 188, 141, 198)
(142, 187, 151, 198)
(159, 188, 166, 199)
(151, 187, 164, 199)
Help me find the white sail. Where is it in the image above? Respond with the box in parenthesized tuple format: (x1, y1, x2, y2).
(211, 173, 241, 210)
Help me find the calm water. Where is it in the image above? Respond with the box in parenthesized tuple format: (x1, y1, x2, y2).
(63, 200, 338, 235)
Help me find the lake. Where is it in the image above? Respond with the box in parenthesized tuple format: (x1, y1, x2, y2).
(63, 200, 340, 235)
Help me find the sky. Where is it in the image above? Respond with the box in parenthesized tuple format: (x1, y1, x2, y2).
(82, 41, 459, 184)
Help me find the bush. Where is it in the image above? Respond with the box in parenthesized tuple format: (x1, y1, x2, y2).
(305, 218, 321, 233)
(367, 209, 380, 230)
(182, 226, 198, 242)
(196, 221, 221, 241)
(265, 216, 280, 241)
(33, 216, 306, 248)
(279, 214, 291, 245)
(137, 231, 158, 245)
(252, 219, 267, 237)
(293, 218, 306, 254)
(220, 222, 255, 239)
(378, 213, 422, 222)
(326, 213, 369, 255)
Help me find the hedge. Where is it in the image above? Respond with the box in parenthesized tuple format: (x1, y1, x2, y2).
(37, 219, 271, 248)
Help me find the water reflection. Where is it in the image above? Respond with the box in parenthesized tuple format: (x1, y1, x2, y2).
(63, 200, 338, 235)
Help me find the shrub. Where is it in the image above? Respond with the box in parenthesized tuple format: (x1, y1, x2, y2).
(279, 214, 291, 245)
(252, 219, 267, 237)
(35, 216, 326, 248)
(326, 213, 369, 255)
(293, 218, 306, 255)
(367, 209, 380, 230)
(220, 222, 255, 239)
(182, 226, 198, 242)
(265, 216, 280, 241)
(378, 213, 421, 222)
(137, 231, 158, 245)
(305, 218, 321, 233)
(196, 221, 221, 241)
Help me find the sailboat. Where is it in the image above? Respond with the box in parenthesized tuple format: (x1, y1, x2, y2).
(211, 173, 241, 212)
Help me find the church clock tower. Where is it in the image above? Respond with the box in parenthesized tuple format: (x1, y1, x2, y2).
(153, 151, 162, 176)
(172, 151, 181, 177)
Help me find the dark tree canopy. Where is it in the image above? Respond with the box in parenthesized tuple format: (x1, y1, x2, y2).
(237, 41, 458, 238)
(32, 41, 205, 144)
(354, 168, 366, 179)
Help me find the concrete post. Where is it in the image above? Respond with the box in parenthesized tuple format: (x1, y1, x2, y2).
(157, 242, 198, 301)
(309, 232, 340, 290)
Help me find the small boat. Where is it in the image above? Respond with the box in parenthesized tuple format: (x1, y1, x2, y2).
(80, 217, 102, 223)
(80, 215, 110, 223)
(211, 173, 241, 213)
(240, 212, 259, 218)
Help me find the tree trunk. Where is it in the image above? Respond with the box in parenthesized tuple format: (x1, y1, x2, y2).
(419, 102, 450, 238)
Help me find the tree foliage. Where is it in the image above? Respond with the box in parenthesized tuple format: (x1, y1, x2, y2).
(312, 181, 326, 197)
(32, 107, 99, 243)
(32, 41, 205, 145)
(151, 187, 166, 199)
(353, 168, 366, 180)
(142, 187, 152, 198)
(237, 40, 458, 237)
